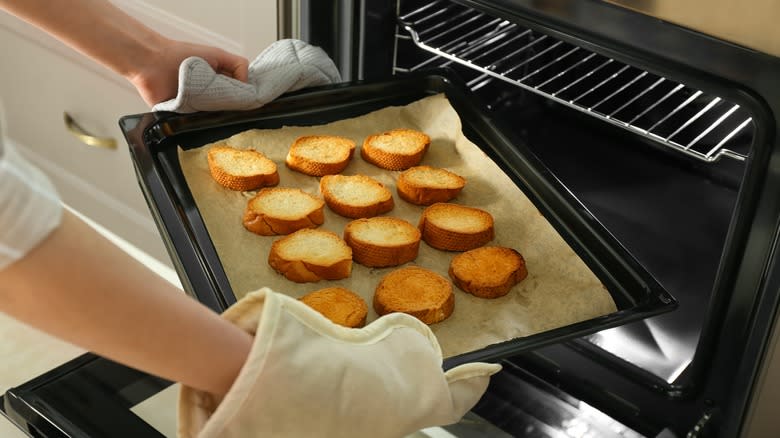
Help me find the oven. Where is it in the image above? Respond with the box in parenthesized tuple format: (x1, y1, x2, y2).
(3, 1, 780, 437)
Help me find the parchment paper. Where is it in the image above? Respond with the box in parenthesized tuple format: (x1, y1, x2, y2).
(178, 94, 616, 358)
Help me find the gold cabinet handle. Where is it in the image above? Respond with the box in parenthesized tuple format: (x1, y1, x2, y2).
(63, 112, 117, 149)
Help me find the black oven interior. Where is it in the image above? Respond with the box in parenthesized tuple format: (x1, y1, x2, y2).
(390, 0, 752, 384)
(305, 0, 777, 436)
(391, 0, 748, 374)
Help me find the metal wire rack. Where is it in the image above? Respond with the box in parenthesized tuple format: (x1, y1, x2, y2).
(394, 0, 754, 163)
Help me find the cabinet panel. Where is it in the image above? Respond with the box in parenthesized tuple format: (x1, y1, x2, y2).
(0, 24, 170, 265)
(115, 0, 278, 60)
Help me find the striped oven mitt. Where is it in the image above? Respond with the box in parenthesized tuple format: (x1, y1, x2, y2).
(153, 39, 341, 113)
(178, 287, 502, 438)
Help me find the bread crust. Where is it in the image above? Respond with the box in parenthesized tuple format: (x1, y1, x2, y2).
(418, 203, 494, 251)
(396, 166, 466, 205)
(285, 135, 356, 176)
(449, 246, 528, 298)
(268, 229, 353, 283)
(373, 266, 454, 325)
(320, 174, 394, 219)
(361, 129, 430, 171)
(344, 217, 421, 267)
(299, 287, 368, 328)
(242, 188, 325, 236)
(207, 145, 279, 191)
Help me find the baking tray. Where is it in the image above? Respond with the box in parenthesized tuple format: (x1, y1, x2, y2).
(121, 70, 676, 369)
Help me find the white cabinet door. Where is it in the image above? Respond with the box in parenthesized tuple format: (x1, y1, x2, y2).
(115, 0, 278, 60)
(0, 2, 277, 268)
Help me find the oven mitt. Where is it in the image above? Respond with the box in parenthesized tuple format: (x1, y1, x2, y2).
(153, 39, 341, 113)
(178, 287, 502, 438)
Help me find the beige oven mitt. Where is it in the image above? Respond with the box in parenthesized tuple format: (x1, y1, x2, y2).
(153, 39, 341, 113)
(179, 287, 502, 438)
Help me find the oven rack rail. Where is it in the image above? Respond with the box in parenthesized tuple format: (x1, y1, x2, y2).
(395, 0, 753, 163)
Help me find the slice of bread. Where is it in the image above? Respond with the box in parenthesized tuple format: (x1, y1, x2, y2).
(286, 135, 356, 176)
(361, 128, 431, 170)
(397, 165, 466, 205)
(418, 203, 494, 251)
(243, 187, 325, 236)
(299, 286, 368, 328)
(320, 174, 394, 218)
(449, 246, 528, 298)
(344, 217, 421, 267)
(207, 145, 279, 191)
(373, 266, 454, 325)
(268, 229, 352, 283)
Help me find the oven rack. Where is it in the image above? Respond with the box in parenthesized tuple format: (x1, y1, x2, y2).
(394, 0, 754, 163)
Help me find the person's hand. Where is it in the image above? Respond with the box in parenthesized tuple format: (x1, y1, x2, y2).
(178, 288, 502, 438)
(127, 38, 249, 106)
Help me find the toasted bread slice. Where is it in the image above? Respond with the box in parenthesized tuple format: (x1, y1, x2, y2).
(449, 246, 527, 298)
(207, 145, 279, 191)
(320, 174, 394, 218)
(397, 166, 466, 205)
(373, 266, 454, 325)
(418, 203, 494, 251)
(344, 217, 421, 267)
(299, 287, 368, 328)
(268, 229, 352, 283)
(286, 135, 356, 176)
(243, 187, 325, 236)
(361, 128, 431, 170)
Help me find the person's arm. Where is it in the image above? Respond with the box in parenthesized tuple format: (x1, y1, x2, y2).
(0, 0, 252, 396)
(0, 209, 252, 397)
(0, 0, 248, 105)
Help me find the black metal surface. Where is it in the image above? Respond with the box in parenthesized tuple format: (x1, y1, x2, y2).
(1, 354, 169, 438)
(474, 94, 744, 435)
(121, 71, 674, 369)
(503, 95, 738, 389)
(408, 1, 780, 436)
(299, 1, 355, 80)
(301, 1, 399, 82)
(473, 359, 644, 437)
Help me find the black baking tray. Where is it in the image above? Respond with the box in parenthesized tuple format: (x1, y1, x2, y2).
(121, 70, 676, 369)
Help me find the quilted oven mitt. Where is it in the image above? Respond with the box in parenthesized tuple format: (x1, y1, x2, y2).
(153, 39, 341, 113)
(178, 287, 502, 438)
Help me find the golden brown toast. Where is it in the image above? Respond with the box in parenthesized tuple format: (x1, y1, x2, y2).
(268, 229, 352, 283)
(361, 128, 430, 171)
(299, 286, 368, 328)
(343, 217, 421, 267)
(207, 145, 279, 191)
(373, 266, 454, 325)
(285, 135, 356, 176)
(449, 246, 528, 298)
(418, 203, 494, 251)
(320, 174, 394, 218)
(242, 187, 325, 236)
(396, 165, 466, 205)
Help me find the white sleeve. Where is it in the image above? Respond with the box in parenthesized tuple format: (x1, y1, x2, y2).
(0, 134, 63, 271)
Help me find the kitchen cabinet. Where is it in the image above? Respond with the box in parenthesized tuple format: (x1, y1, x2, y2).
(0, 0, 277, 266)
